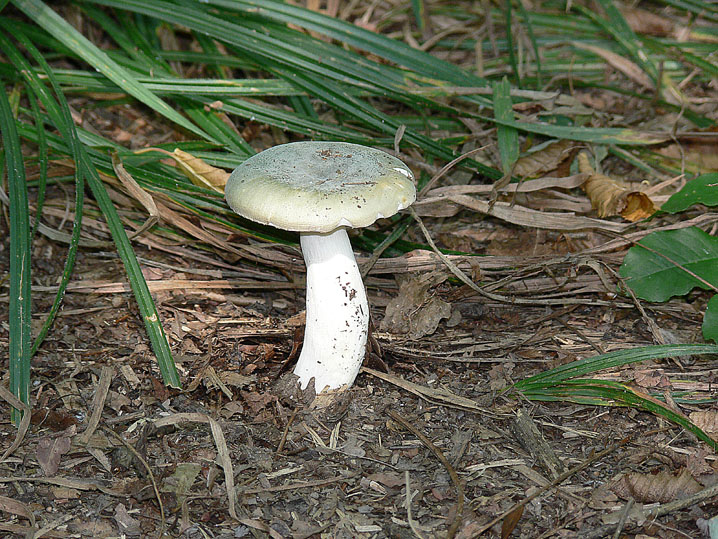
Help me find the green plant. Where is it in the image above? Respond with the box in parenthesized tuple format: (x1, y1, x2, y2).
(512, 344, 718, 451)
(619, 173, 718, 342)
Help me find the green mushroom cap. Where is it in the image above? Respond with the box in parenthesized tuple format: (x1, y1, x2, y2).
(225, 141, 416, 233)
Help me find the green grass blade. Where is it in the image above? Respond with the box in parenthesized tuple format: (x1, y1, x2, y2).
(11, 0, 210, 140)
(575, 2, 658, 83)
(515, 0, 542, 87)
(516, 379, 718, 451)
(6, 30, 87, 357)
(0, 85, 32, 423)
(27, 89, 47, 242)
(492, 77, 518, 177)
(514, 344, 718, 386)
(487, 115, 668, 145)
(504, 0, 520, 87)
(2, 28, 181, 388)
(208, 0, 489, 87)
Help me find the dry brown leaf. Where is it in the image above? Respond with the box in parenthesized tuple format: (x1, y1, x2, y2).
(114, 503, 142, 536)
(380, 271, 451, 339)
(620, 6, 678, 37)
(689, 411, 718, 439)
(135, 147, 230, 192)
(572, 42, 654, 89)
(579, 152, 657, 221)
(36, 435, 72, 476)
(111, 153, 159, 239)
(0, 495, 35, 526)
(502, 505, 524, 539)
(611, 468, 703, 503)
(656, 140, 718, 172)
(513, 140, 576, 177)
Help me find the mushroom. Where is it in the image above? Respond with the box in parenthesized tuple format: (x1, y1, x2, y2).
(225, 141, 415, 396)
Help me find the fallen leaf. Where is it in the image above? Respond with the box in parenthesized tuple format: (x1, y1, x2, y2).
(0, 494, 34, 524)
(502, 505, 524, 539)
(161, 462, 202, 506)
(114, 503, 141, 536)
(513, 140, 576, 178)
(579, 152, 657, 221)
(632, 368, 671, 389)
(366, 472, 404, 488)
(381, 271, 451, 339)
(240, 390, 277, 414)
(689, 410, 718, 439)
(36, 435, 71, 476)
(135, 147, 229, 192)
(620, 6, 683, 38)
(611, 468, 702, 503)
(31, 407, 78, 431)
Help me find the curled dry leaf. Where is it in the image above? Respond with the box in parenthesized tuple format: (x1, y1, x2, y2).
(611, 468, 703, 503)
(135, 147, 230, 193)
(579, 152, 657, 221)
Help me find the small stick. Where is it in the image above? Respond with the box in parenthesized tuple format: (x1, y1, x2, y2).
(386, 409, 465, 538)
(405, 471, 429, 539)
(103, 427, 166, 536)
(276, 408, 298, 454)
(612, 498, 634, 539)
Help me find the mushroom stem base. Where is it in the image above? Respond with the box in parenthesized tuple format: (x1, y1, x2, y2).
(294, 229, 368, 393)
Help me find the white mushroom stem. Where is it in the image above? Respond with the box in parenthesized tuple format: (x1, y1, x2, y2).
(293, 228, 369, 393)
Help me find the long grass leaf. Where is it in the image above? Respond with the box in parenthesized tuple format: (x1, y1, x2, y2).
(492, 77, 518, 177)
(4, 30, 87, 357)
(516, 379, 718, 451)
(11, 0, 210, 140)
(0, 85, 31, 422)
(1, 28, 181, 388)
(514, 344, 718, 387)
(209, 0, 489, 87)
(27, 89, 46, 243)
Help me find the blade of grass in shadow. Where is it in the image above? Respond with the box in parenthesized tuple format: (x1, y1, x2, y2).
(0, 84, 32, 423)
(2, 28, 181, 388)
(5, 30, 87, 357)
(262, 65, 502, 182)
(504, 0, 520, 87)
(573, 2, 658, 84)
(515, 378, 718, 451)
(208, 0, 491, 88)
(514, 0, 542, 88)
(514, 344, 718, 386)
(11, 0, 210, 140)
(27, 89, 47, 242)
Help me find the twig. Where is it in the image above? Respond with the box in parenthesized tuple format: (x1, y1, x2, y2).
(102, 427, 166, 536)
(237, 473, 357, 495)
(77, 365, 113, 446)
(405, 471, 429, 539)
(418, 145, 489, 198)
(582, 478, 718, 539)
(386, 409, 465, 538)
(276, 408, 298, 454)
(612, 498, 634, 539)
(471, 436, 632, 536)
(409, 207, 597, 307)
